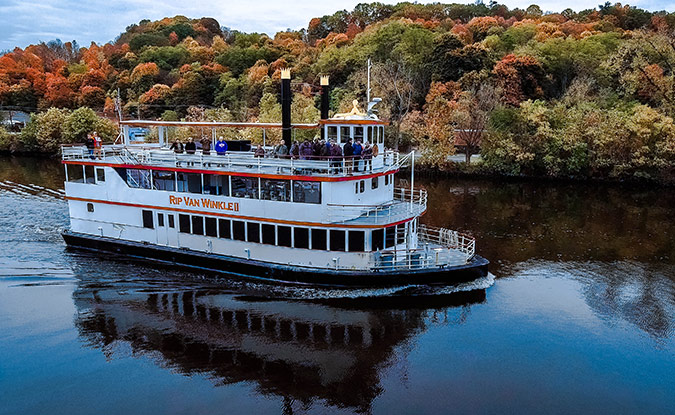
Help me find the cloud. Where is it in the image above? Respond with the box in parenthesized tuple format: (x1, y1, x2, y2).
(1, 0, 674, 51)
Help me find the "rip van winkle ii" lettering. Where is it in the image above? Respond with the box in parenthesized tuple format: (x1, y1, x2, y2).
(169, 195, 239, 212)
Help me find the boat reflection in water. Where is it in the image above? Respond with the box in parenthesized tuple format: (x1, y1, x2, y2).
(74, 281, 486, 412)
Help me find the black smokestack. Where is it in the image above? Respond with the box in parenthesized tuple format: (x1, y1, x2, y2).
(320, 75, 330, 120)
(281, 69, 292, 148)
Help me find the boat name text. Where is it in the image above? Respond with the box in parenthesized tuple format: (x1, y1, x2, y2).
(169, 195, 239, 212)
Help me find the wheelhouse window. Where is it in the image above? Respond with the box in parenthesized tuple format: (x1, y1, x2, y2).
(293, 181, 320, 204)
(340, 126, 350, 142)
(367, 126, 373, 143)
(152, 171, 175, 191)
(354, 126, 363, 142)
(330, 230, 346, 251)
(348, 230, 365, 252)
(261, 179, 291, 201)
(231, 176, 259, 199)
(142, 210, 154, 229)
(66, 165, 84, 182)
(328, 126, 338, 140)
(203, 174, 229, 196)
(178, 214, 190, 233)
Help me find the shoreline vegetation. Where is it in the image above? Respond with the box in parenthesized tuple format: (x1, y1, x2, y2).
(1, 2, 674, 184)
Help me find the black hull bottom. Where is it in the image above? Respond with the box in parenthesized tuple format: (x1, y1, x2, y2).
(62, 231, 489, 288)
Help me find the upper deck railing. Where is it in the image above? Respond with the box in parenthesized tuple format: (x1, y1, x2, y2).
(326, 187, 427, 224)
(61, 145, 408, 178)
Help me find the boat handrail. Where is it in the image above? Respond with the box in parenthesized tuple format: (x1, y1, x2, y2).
(326, 187, 427, 223)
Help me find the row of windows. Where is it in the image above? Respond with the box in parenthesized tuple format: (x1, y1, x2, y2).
(65, 165, 105, 184)
(326, 125, 385, 145)
(117, 168, 321, 204)
(141, 210, 408, 252)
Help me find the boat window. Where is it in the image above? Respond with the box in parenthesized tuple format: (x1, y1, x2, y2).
(95, 168, 105, 183)
(348, 231, 365, 252)
(232, 221, 245, 241)
(372, 177, 379, 189)
(179, 214, 190, 233)
(205, 217, 217, 237)
(218, 219, 231, 238)
(367, 126, 373, 143)
(340, 126, 350, 142)
(384, 174, 389, 186)
(372, 229, 384, 251)
(328, 126, 338, 140)
(152, 170, 176, 191)
(277, 226, 292, 247)
(397, 223, 406, 245)
(379, 126, 384, 144)
(385, 226, 396, 248)
(87, 203, 94, 212)
(354, 126, 363, 141)
(66, 165, 84, 182)
(262, 224, 275, 245)
(330, 230, 346, 251)
(84, 165, 95, 184)
(360, 180, 365, 193)
(247, 222, 260, 243)
(142, 210, 154, 229)
(127, 169, 151, 189)
(168, 215, 175, 228)
(293, 181, 320, 204)
(203, 174, 229, 196)
(311, 229, 327, 250)
(157, 213, 164, 227)
(191, 216, 204, 235)
(261, 179, 291, 201)
(177, 173, 201, 193)
(294, 227, 309, 249)
(231, 176, 259, 199)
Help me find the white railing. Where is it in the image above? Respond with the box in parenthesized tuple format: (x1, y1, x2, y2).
(61, 145, 408, 178)
(326, 187, 427, 223)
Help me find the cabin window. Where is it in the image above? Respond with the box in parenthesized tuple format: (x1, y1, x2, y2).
(178, 214, 190, 233)
(261, 179, 291, 201)
(231, 176, 259, 199)
(66, 165, 84, 182)
(205, 217, 217, 237)
(142, 210, 154, 229)
(152, 171, 176, 191)
(330, 230, 346, 251)
(218, 219, 231, 239)
(354, 126, 363, 141)
(262, 224, 276, 245)
(247, 222, 260, 243)
(84, 165, 95, 184)
(191, 216, 204, 235)
(127, 169, 151, 189)
(372, 177, 379, 189)
(385, 226, 396, 248)
(177, 173, 201, 193)
(95, 168, 105, 183)
(168, 215, 175, 228)
(372, 229, 384, 251)
(328, 126, 338, 140)
(294, 228, 309, 249)
(232, 221, 245, 241)
(360, 181, 365, 193)
(311, 229, 327, 250)
(87, 203, 94, 213)
(293, 181, 321, 204)
(203, 174, 229, 196)
(348, 231, 365, 252)
(157, 213, 164, 227)
(340, 126, 350, 142)
(356, 180, 365, 194)
(277, 226, 292, 247)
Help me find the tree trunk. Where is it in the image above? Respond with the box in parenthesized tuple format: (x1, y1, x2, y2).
(465, 147, 471, 164)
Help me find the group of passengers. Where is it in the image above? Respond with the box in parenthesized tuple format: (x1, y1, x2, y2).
(84, 131, 102, 160)
(268, 136, 378, 173)
(170, 136, 229, 156)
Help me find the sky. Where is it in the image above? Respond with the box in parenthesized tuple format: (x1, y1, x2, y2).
(1, 0, 674, 51)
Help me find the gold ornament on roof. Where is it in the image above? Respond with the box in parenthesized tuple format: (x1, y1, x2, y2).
(334, 99, 366, 118)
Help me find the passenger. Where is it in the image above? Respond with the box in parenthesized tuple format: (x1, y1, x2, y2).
(85, 134, 95, 159)
(185, 137, 196, 154)
(274, 140, 288, 158)
(215, 136, 227, 155)
(93, 131, 102, 159)
(299, 139, 312, 160)
(353, 139, 363, 172)
(320, 140, 331, 158)
(372, 142, 379, 158)
(312, 137, 322, 158)
(254, 144, 265, 158)
(290, 141, 300, 159)
(363, 143, 373, 171)
(170, 139, 184, 154)
(330, 139, 343, 173)
(343, 138, 354, 174)
(200, 137, 211, 155)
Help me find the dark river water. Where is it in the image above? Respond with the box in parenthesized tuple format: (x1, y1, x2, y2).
(0, 156, 673, 414)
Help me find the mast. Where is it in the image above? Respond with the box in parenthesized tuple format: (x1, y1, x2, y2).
(366, 58, 371, 104)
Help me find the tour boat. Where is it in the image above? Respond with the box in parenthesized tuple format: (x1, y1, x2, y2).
(61, 71, 488, 287)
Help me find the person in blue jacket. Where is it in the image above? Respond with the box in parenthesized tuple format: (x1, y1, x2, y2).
(215, 136, 228, 155)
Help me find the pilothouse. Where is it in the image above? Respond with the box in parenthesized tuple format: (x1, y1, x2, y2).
(61, 69, 488, 286)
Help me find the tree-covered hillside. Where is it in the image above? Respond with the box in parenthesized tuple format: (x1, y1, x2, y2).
(1, 2, 674, 181)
